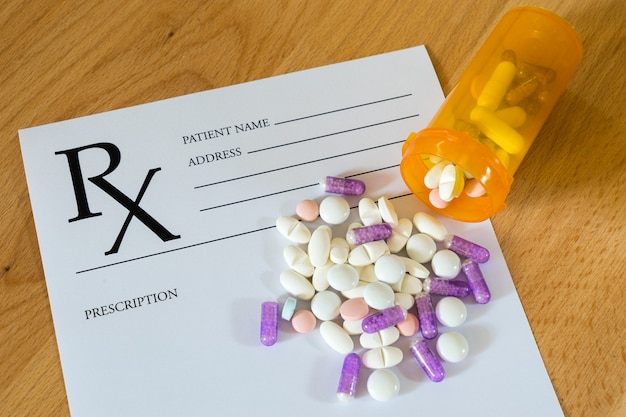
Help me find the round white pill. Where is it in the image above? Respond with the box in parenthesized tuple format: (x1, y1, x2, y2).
(413, 212, 448, 241)
(374, 254, 406, 284)
(436, 296, 467, 327)
(310, 290, 342, 321)
(319, 196, 351, 225)
(431, 249, 461, 279)
(319, 320, 354, 354)
(367, 369, 400, 401)
(363, 281, 395, 310)
(436, 331, 469, 363)
(327, 264, 359, 292)
(406, 233, 437, 263)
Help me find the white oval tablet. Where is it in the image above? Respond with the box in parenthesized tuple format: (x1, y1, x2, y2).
(342, 319, 365, 335)
(431, 249, 461, 279)
(400, 274, 423, 295)
(310, 290, 342, 321)
(436, 296, 468, 327)
(394, 292, 415, 311)
(386, 218, 413, 253)
(367, 369, 400, 402)
(424, 160, 448, 189)
(358, 197, 382, 226)
(362, 346, 403, 369)
(374, 254, 406, 284)
(359, 327, 400, 349)
(308, 225, 332, 267)
(406, 233, 437, 263)
(312, 262, 332, 292)
(363, 281, 395, 310)
(436, 331, 469, 363)
(329, 237, 350, 264)
(377, 197, 398, 227)
(327, 264, 359, 292)
(279, 270, 315, 300)
(283, 244, 314, 277)
(319, 196, 351, 225)
(413, 212, 448, 241)
(320, 320, 354, 354)
(400, 256, 430, 279)
(348, 241, 390, 266)
(276, 216, 311, 244)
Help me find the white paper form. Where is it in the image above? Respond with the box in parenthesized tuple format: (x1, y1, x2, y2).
(19, 46, 563, 417)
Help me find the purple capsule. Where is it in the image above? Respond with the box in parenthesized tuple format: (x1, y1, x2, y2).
(423, 277, 470, 298)
(346, 223, 393, 245)
(409, 338, 445, 382)
(321, 176, 365, 195)
(337, 353, 361, 401)
(444, 234, 490, 263)
(415, 293, 438, 339)
(260, 301, 279, 346)
(361, 305, 406, 334)
(462, 259, 491, 304)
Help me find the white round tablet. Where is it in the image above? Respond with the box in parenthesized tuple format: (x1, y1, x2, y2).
(310, 290, 342, 321)
(435, 296, 467, 327)
(374, 254, 406, 284)
(319, 196, 351, 225)
(327, 264, 359, 291)
(431, 249, 461, 279)
(406, 233, 437, 263)
(367, 369, 400, 401)
(436, 331, 469, 363)
(363, 281, 395, 310)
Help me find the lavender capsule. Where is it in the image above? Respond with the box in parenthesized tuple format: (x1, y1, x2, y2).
(415, 293, 438, 339)
(361, 305, 406, 334)
(462, 259, 491, 304)
(444, 234, 490, 263)
(423, 277, 470, 298)
(409, 338, 445, 382)
(260, 301, 279, 346)
(337, 353, 361, 401)
(321, 176, 366, 195)
(346, 223, 393, 245)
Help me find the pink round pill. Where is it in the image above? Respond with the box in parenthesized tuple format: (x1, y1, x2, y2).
(339, 298, 370, 321)
(464, 178, 486, 198)
(291, 310, 317, 333)
(396, 312, 419, 337)
(428, 188, 449, 209)
(296, 199, 319, 222)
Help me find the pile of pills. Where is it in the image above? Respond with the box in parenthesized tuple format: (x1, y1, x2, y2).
(262, 175, 493, 402)
(422, 49, 557, 209)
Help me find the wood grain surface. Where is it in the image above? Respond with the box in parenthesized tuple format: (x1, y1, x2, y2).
(1, 1, 624, 416)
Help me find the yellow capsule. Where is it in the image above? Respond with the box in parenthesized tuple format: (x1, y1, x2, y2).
(476, 61, 517, 111)
(470, 106, 525, 154)
(501, 49, 517, 64)
(494, 106, 527, 128)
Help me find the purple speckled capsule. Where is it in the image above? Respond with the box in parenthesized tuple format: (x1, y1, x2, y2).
(337, 353, 361, 401)
(321, 176, 366, 195)
(361, 305, 406, 334)
(409, 338, 445, 382)
(423, 277, 470, 298)
(260, 301, 279, 346)
(346, 223, 393, 245)
(462, 259, 491, 304)
(415, 293, 438, 339)
(444, 234, 490, 263)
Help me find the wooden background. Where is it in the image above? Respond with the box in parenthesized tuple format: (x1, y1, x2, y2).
(1, 1, 624, 416)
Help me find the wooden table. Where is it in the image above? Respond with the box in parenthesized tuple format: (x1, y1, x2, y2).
(1, 1, 624, 416)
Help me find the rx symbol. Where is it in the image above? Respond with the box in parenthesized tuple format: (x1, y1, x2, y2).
(55, 142, 180, 255)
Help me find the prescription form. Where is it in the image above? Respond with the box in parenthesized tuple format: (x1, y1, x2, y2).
(19, 46, 563, 417)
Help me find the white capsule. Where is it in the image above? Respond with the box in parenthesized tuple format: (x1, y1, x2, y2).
(386, 218, 413, 253)
(436, 331, 469, 363)
(320, 320, 354, 354)
(406, 233, 437, 263)
(283, 245, 314, 277)
(436, 296, 468, 327)
(374, 254, 406, 284)
(279, 270, 315, 300)
(377, 197, 398, 227)
(367, 369, 400, 402)
(359, 327, 400, 349)
(348, 240, 390, 266)
(413, 212, 448, 242)
(327, 264, 359, 292)
(308, 225, 332, 267)
(358, 197, 382, 226)
(310, 290, 342, 321)
(362, 346, 403, 369)
(319, 196, 351, 225)
(329, 237, 350, 264)
(275, 216, 311, 244)
(431, 249, 461, 279)
(363, 281, 395, 310)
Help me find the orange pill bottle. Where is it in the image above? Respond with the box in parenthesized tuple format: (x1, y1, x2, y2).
(400, 6, 583, 222)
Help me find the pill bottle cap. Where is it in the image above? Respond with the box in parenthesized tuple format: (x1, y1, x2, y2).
(400, 128, 514, 222)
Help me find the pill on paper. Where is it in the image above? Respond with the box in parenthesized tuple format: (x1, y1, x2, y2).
(276, 216, 311, 244)
(296, 199, 320, 222)
(413, 212, 448, 241)
(321, 176, 365, 195)
(319, 196, 351, 225)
